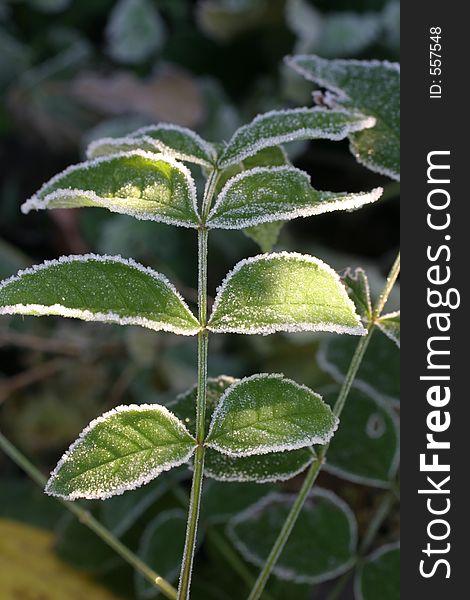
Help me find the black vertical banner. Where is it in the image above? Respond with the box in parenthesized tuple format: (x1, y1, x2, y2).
(402, 2, 467, 598)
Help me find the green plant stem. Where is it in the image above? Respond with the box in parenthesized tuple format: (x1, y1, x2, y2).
(178, 172, 216, 597)
(0, 430, 177, 600)
(247, 252, 400, 600)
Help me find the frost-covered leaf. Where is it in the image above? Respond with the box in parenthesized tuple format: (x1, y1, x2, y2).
(100, 469, 188, 537)
(87, 124, 216, 168)
(207, 165, 382, 229)
(377, 311, 400, 348)
(205, 374, 337, 457)
(0, 254, 200, 335)
(322, 386, 399, 487)
(244, 220, 284, 253)
(355, 543, 400, 600)
(208, 252, 366, 335)
(228, 488, 357, 583)
(318, 330, 399, 405)
(342, 267, 372, 321)
(45, 405, 196, 500)
(169, 376, 315, 483)
(201, 481, 276, 524)
(106, 0, 166, 65)
(218, 107, 375, 169)
(286, 55, 400, 180)
(135, 510, 186, 599)
(21, 151, 200, 228)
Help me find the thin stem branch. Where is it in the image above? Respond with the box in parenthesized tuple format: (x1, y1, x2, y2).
(247, 252, 400, 600)
(0, 430, 177, 600)
(178, 167, 217, 598)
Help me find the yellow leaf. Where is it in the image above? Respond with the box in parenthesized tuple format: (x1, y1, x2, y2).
(0, 519, 121, 600)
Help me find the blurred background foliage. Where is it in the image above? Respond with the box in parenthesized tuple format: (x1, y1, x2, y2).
(0, 1, 399, 598)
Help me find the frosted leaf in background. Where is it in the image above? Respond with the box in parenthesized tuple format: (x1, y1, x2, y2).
(321, 385, 399, 487)
(106, 0, 166, 65)
(208, 165, 382, 229)
(342, 267, 373, 321)
(205, 374, 337, 457)
(377, 311, 400, 348)
(286, 55, 400, 180)
(169, 376, 315, 483)
(318, 330, 400, 405)
(87, 124, 216, 167)
(218, 107, 375, 168)
(45, 404, 196, 500)
(355, 543, 400, 600)
(0, 254, 200, 335)
(208, 252, 366, 335)
(228, 489, 358, 583)
(21, 151, 200, 228)
(135, 510, 186, 599)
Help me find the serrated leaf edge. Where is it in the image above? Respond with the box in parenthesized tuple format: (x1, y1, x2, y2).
(21, 150, 200, 228)
(207, 164, 382, 229)
(218, 107, 376, 169)
(208, 251, 367, 336)
(377, 310, 400, 348)
(87, 123, 217, 166)
(205, 373, 338, 457)
(227, 488, 358, 584)
(0, 253, 200, 335)
(45, 403, 197, 500)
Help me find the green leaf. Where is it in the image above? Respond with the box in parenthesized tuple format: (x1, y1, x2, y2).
(201, 481, 276, 524)
(377, 311, 400, 348)
(169, 376, 315, 483)
(87, 124, 216, 168)
(342, 267, 372, 321)
(218, 107, 375, 169)
(228, 488, 357, 583)
(322, 386, 399, 487)
(205, 373, 337, 457)
(100, 469, 188, 537)
(286, 55, 400, 180)
(0, 254, 200, 335)
(244, 220, 284, 253)
(21, 151, 200, 228)
(207, 165, 382, 229)
(135, 510, 186, 599)
(318, 329, 399, 405)
(45, 404, 196, 500)
(355, 543, 400, 600)
(106, 0, 166, 65)
(208, 252, 366, 335)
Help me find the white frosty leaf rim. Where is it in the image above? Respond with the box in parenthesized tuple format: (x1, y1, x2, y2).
(204, 449, 316, 484)
(21, 150, 201, 227)
(205, 372, 338, 457)
(0, 253, 200, 335)
(323, 390, 400, 488)
(376, 310, 400, 348)
(354, 542, 400, 600)
(208, 251, 367, 336)
(136, 508, 186, 595)
(218, 106, 376, 168)
(207, 165, 382, 228)
(45, 403, 197, 501)
(86, 123, 217, 166)
(317, 338, 399, 406)
(342, 266, 373, 317)
(227, 487, 358, 585)
(285, 54, 400, 103)
(348, 138, 400, 182)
